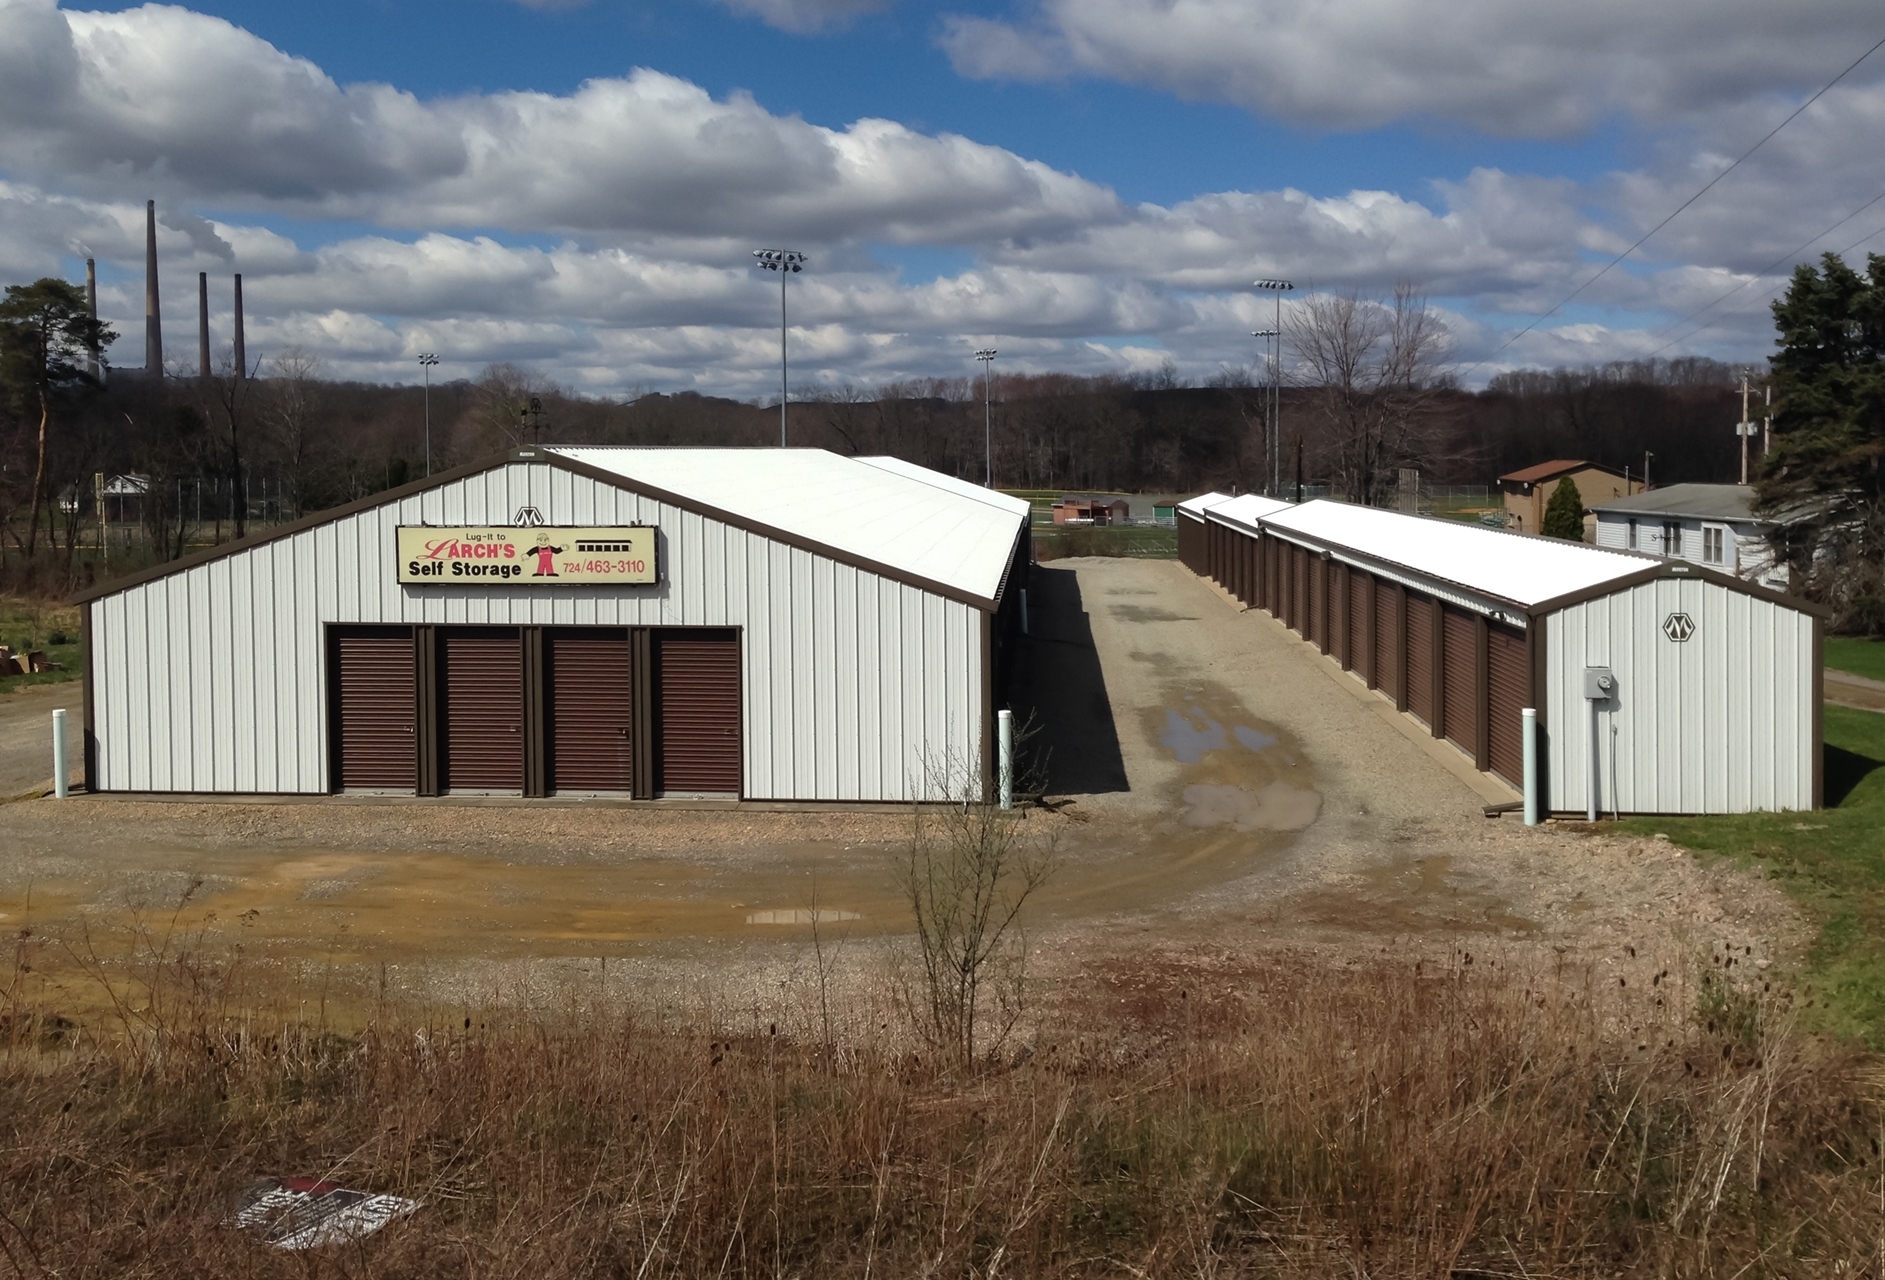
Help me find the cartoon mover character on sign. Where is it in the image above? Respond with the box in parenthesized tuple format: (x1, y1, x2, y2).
(531, 534, 565, 578)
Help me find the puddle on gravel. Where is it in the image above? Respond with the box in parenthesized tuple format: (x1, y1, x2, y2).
(1152, 694, 1320, 834)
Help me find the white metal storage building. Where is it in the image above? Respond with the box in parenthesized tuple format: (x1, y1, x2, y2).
(1191, 498, 1825, 815)
(75, 447, 1031, 802)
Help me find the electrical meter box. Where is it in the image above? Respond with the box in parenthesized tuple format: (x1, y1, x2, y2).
(1583, 667, 1617, 701)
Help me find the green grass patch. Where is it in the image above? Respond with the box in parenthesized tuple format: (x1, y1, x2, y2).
(1826, 635, 1885, 684)
(1034, 525, 1177, 559)
(0, 597, 83, 693)
(1619, 704, 1885, 1042)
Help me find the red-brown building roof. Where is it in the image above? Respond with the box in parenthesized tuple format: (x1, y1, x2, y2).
(1498, 458, 1627, 485)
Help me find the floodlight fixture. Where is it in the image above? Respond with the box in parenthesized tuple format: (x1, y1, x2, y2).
(753, 249, 808, 444)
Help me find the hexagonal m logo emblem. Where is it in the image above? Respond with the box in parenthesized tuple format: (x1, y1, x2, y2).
(1663, 612, 1694, 643)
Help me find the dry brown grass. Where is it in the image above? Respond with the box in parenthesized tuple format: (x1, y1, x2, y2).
(2, 920, 1879, 1277)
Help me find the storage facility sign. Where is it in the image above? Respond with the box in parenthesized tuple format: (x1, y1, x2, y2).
(397, 526, 657, 585)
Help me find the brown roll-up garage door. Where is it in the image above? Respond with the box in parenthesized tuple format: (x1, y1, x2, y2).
(1178, 515, 1203, 574)
(1487, 623, 1528, 785)
(1291, 546, 1309, 635)
(440, 627, 524, 793)
(657, 629, 741, 796)
(332, 627, 416, 791)
(1308, 555, 1327, 651)
(1405, 593, 1434, 725)
(1373, 582, 1399, 700)
(1441, 606, 1479, 758)
(547, 628, 633, 793)
(1347, 569, 1370, 677)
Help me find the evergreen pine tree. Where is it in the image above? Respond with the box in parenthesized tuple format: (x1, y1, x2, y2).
(1761, 251, 1885, 628)
(1541, 475, 1585, 541)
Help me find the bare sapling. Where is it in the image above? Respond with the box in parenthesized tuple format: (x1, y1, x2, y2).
(894, 764, 1056, 1067)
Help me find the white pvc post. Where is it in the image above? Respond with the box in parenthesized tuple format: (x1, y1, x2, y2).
(1586, 699, 1600, 823)
(51, 709, 69, 799)
(1521, 708, 1539, 825)
(997, 708, 1014, 810)
(1019, 589, 1030, 636)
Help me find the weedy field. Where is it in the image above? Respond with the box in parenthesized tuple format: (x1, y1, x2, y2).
(2, 923, 1877, 1278)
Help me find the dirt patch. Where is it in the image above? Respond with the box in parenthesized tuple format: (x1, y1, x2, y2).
(0, 559, 1808, 1011)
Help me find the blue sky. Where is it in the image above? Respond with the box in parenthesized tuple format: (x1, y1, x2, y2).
(2, 0, 1882, 393)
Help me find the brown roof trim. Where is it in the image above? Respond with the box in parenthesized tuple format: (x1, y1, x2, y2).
(70, 454, 509, 604)
(1528, 559, 1832, 619)
(1499, 459, 1623, 484)
(73, 449, 1014, 611)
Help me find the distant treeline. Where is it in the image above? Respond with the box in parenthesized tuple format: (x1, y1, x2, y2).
(0, 351, 1754, 590)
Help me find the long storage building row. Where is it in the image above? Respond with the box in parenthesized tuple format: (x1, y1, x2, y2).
(1177, 492, 1824, 815)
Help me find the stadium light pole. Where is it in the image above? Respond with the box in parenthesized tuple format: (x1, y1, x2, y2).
(975, 348, 998, 486)
(1255, 280, 1293, 497)
(1250, 329, 1278, 496)
(753, 249, 806, 446)
(418, 353, 439, 476)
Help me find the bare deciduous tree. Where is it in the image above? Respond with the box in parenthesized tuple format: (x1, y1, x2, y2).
(1286, 284, 1453, 507)
(896, 784, 1056, 1068)
(260, 347, 324, 519)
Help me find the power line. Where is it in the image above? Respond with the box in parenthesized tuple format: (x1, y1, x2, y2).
(1470, 30, 1885, 370)
(1641, 214, 1885, 357)
(1637, 187, 1885, 356)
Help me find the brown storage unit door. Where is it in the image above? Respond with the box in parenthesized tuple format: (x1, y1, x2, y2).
(1308, 556, 1327, 650)
(1441, 606, 1479, 757)
(547, 629, 633, 793)
(1178, 515, 1203, 574)
(1487, 623, 1528, 785)
(657, 630, 742, 795)
(332, 628, 416, 791)
(1373, 583, 1399, 700)
(1405, 593, 1434, 724)
(1291, 546, 1309, 634)
(440, 628, 524, 792)
(1347, 570, 1369, 676)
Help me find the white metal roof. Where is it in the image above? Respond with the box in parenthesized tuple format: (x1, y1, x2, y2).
(852, 455, 1034, 517)
(547, 447, 1026, 604)
(1258, 499, 1652, 608)
(1176, 491, 1233, 517)
(1204, 493, 1293, 529)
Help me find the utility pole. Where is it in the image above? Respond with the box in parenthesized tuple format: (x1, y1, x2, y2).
(1737, 370, 1752, 485)
(1763, 383, 1772, 459)
(419, 354, 439, 476)
(1644, 451, 1654, 491)
(975, 348, 997, 486)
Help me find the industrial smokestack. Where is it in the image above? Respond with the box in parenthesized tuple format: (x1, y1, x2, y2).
(85, 258, 99, 380)
(144, 200, 162, 376)
(198, 272, 210, 379)
(233, 273, 246, 380)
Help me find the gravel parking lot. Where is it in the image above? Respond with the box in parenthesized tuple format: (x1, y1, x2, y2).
(0, 559, 1802, 1011)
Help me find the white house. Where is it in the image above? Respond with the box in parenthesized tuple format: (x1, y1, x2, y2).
(1590, 485, 1788, 592)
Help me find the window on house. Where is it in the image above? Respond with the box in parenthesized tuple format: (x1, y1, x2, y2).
(1702, 527, 1724, 564)
(1662, 522, 1683, 557)
(1626, 519, 1638, 549)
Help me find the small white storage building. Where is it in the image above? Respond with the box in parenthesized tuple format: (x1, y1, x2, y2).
(1190, 499, 1825, 815)
(75, 447, 1031, 802)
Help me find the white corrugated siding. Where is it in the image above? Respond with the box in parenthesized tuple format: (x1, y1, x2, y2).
(91, 462, 985, 800)
(1542, 577, 1814, 814)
